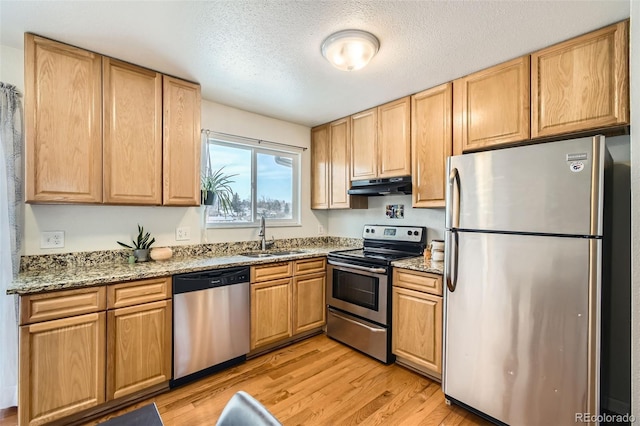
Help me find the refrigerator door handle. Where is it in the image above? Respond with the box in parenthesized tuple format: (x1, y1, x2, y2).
(446, 168, 460, 229)
(445, 230, 459, 292)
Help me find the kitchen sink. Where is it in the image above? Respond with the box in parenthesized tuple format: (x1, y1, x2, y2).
(240, 250, 306, 258)
(270, 250, 306, 256)
(240, 253, 275, 258)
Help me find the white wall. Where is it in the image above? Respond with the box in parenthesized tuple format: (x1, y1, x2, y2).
(327, 194, 445, 242)
(630, 0, 640, 418)
(0, 45, 23, 89)
(0, 43, 328, 255)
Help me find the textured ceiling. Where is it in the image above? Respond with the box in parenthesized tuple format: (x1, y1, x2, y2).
(0, 1, 630, 127)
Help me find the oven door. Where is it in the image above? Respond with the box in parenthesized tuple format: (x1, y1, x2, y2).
(327, 259, 389, 325)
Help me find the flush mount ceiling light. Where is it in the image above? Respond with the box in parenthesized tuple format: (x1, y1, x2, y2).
(321, 29, 380, 72)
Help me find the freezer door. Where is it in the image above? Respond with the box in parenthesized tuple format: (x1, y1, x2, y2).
(446, 136, 605, 236)
(443, 232, 600, 426)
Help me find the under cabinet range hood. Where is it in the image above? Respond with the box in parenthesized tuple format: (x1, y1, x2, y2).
(347, 176, 412, 196)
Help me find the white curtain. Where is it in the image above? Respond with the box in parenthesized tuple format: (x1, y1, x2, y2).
(0, 82, 23, 409)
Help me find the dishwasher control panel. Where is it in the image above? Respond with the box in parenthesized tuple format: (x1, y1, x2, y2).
(173, 266, 250, 294)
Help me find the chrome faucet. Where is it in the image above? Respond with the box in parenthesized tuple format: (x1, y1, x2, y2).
(258, 214, 274, 251)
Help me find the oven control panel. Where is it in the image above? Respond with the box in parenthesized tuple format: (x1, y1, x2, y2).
(362, 225, 426, 243)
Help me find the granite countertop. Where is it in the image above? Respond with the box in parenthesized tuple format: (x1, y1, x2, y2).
(392, 256, 444, 275)
(9, 246, 352, 295)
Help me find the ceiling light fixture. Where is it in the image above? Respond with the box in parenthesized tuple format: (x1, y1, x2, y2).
(321, 29, 380, 72)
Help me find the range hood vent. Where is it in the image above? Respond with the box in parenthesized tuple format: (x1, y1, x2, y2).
(347, 176, 412, 196)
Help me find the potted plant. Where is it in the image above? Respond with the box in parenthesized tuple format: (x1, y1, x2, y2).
(117, 224, 156, 262)
(201, 166, 236, 214)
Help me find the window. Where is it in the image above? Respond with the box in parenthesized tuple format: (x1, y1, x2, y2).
(204, 137, 300, 227)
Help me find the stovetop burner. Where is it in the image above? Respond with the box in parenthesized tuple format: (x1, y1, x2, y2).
(328, 225, 427, 266)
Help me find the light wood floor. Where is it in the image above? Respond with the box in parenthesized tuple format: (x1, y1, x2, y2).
(1, 335, 492, 426)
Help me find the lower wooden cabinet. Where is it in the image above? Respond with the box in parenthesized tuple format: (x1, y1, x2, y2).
(293, 272, 326, 334)
(107, 299, 172, 400)
(392, 268, 443, 379)
(19, 278, 172, 425)
(250, 258, 326, 350)
(19, 312, 106, 426)
(250, 278, 293, 349)
(106, 278, 172, 400)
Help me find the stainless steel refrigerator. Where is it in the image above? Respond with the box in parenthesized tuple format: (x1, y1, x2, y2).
(443, 135, 610, 425)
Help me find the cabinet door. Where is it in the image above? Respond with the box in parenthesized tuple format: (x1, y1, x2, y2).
(411, 83, 452, 208)
(103, 58, 162, 204)
(329, 117, 352, 208)
(107, 300, 172, 400)
(454, 56, 530, 152)
(163, 76, 201, 206)
(293, 272, 326, 334)
(392, 286, 442, 375)
(250, 278, 292, 349)
(19, 312, 106, 426)
(532, 20, 629, 137)
(378, 97, 411, 178)
(310, 124, 329, 209)
(350, 108, 378, 180)
(25, 34, 103, 203)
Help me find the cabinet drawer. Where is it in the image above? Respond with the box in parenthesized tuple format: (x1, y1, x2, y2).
(294, 257, 326, 275)
(393, 269, 442, 296)
(20, 286, 106, 325)
(251, 261, 293, 283)
(107, 277, 171, 309)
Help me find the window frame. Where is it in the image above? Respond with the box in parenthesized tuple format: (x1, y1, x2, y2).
(204, 136, 301, 229)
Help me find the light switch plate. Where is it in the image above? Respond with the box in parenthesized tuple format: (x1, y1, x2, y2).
(41, 231, 65, 249)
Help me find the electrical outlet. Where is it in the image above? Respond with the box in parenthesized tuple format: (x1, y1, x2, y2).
(176, 227, 191, 241)
(41, 231, 65, 249)
(318, 224, 325, 236)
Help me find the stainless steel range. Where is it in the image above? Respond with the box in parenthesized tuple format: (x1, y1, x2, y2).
(326, 224, 426, 363)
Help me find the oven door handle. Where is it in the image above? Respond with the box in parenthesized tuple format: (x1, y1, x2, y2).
(327, 260, 387, 274)
(329, 310, 386, 333)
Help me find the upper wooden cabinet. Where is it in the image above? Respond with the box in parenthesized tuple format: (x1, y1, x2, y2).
(378, 97, 411, 177)
(350, 97, 411, 180)
(453, 56, 530, 154)
(163, 76, 202, 206)
(411, 83, 452, 208)
(532, 20, 629, 138)
(310, 120, 367, 210)
(329, 118, 353, 209)
(103, 58, 163, 204)
(24, 34, 201, 206)
(351, 108, 378, 180)
(25, 34, 103, 203)
(310, 124, 330, 209)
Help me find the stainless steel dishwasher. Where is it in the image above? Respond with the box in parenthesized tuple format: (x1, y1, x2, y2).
(171, 266, 250, 388)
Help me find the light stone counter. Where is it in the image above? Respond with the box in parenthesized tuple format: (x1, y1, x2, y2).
(392, 256, 444, 275)
(10, 238, 361, 295)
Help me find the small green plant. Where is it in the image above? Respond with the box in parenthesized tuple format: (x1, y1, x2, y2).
(117, 224, 155, 250)
(201, 166, 237, 214)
